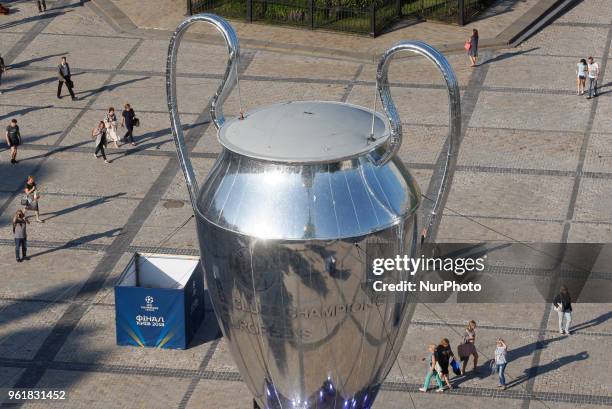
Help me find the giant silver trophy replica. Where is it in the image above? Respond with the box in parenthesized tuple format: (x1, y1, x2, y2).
(167, 14, 460, 409)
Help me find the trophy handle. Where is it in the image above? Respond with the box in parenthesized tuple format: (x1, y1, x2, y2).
(166, 13, 240, 210)
(374, 41, 461, 243)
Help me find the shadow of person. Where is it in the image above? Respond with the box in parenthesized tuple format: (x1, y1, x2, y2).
(505, 351, 589, 389)
(570, 311, 612, 333)
(40, 192, 127, 222)
(75, 76, 149, 100)
(28, 227, 124, 259)
(481, 47, 540, 65)
(9, 52, 68, 69)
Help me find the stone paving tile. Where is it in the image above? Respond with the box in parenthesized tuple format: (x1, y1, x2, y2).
(483, 54, 584, 91)
(206, 338, 239, 373)
(374, 391, 524, 409)
(469, 91, 592, 132)
(11, 33, 140, 71)
(516, 25, 609, 58)
(446, 172, 573, 220)
(0, 367, 24, 388)
(592, 93, 612, 134)
(131, 199, 198, 250)
(54, 305, 214, 370)
(162, 157, 217, 202)
(0, 33, 22, 56)
(556, 0, 612, 25)
(0, 247, 103, 300)
(437, 215, 564, 243)
(412, 303, 547, 331)
(0, 299, 70, 360)
(244, 50, 361, 81)
(574, 178, 612, 223)
(185, 379, 253, 409)
(1, 70, 109, 108)
(529, 402, 610, 409)
(347, 85, 462, 127)
(584, 133, 612, 173)
(530, 334, 610, 397)
(90, 75, 212, 114)
(121, 38, 254, 75)
(397, 125, 447, 166)
(458, 128, 581, 171)
(358, 53, 474, 88)
(0, 0, 67, 34)
(567, 222, 612, 243)
(0, 194, 138, 245)
(0, 105, 80, 146)
(22, 369, 191, 409)
(39, 152, 168, 197)
(43, 2, 136, 38)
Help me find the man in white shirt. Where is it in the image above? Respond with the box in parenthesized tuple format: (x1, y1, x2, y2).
(587, 56, 600, 99)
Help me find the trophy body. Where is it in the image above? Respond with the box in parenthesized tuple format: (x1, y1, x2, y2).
(167, 14, 460, 409)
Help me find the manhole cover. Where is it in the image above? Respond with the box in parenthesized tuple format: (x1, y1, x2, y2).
(163, 199, 185, 209)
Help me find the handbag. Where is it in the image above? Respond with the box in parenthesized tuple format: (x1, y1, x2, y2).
(133, 117, 140, 127)
(20, 196, 29, 206)
(464, 41, 472, 51)
(450, 358, 461, 376)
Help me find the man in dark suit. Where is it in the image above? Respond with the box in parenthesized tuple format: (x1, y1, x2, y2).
(57, 56, 76, 100)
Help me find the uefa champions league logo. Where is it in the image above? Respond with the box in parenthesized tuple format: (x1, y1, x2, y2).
(141, 295, 158, 312)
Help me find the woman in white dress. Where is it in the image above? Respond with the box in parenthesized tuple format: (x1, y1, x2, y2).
(104, 107, 120, 148)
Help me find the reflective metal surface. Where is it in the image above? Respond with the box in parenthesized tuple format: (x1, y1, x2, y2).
(166, 14, 461, 409)
(375, 41, 461, 241)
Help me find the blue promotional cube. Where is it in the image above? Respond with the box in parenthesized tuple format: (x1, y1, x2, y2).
(115, 253, 205, 349)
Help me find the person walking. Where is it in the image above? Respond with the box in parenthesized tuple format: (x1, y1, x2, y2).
(494, 338, 508, 390)
(586, 56, 599, 99)
(57, 57, 76, 101)
(23, 175, 43, 223)
(92, 121, 110, 163)
(105, 107, 120, 149)
(0, 53, 6, 94)
(576, 59, 587, 95)
(435, 338, 454, 390)
(121, 103, 137, 146)
(467, 29, 479, 67)
(5, 118, 21, 164)
(13, 210, 29, 262)
(459, 320, 479, 374)
(419, 344, 445, 392)
(36, 0, 47, 12)
(553, 285, 573, 334)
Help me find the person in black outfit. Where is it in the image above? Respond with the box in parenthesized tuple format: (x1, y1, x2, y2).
(0, 53, 5, 94)
(121, 103, 137, 146)
(57, 57, 76, 100)
(553, 286, 573, 335)
(13, 210, 29, 262)
(5, 118, 21, 164)
(435, 338, 454, 390)
(36, 0, 47, 12)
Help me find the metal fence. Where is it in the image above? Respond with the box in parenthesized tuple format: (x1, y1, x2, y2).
(188, 0, 494, 36)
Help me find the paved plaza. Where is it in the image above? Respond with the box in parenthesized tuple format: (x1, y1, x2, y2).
(0, 0, 611, 408)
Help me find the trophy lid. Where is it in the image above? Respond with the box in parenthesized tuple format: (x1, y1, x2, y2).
(218, 101, 390, 163)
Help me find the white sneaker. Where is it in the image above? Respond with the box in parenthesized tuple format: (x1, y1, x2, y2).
(436, 388, 444, 392)
(94, 154, 98, 158)
(418, 387, 427, 392)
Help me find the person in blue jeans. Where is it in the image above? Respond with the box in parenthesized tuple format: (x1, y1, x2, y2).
(13, 210, 29, 262)
(495, 338, 508, 390)
(419, 344, 444, 392)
